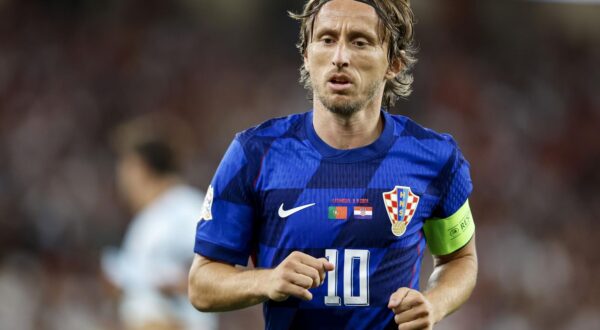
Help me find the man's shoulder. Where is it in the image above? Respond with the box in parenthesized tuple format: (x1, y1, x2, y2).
(163, 185, 205, 206)
(234, 112, 308, 147)
(141, 185, 204, 221)
(389, 113, 460, 149)
(387, 113, 465, 167)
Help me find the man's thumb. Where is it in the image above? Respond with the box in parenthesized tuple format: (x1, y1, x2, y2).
(320, 258, 335, 271)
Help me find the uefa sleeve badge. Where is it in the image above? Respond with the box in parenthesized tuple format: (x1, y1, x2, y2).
(382, 186, 420, 236)
(200, 185, 214, 221)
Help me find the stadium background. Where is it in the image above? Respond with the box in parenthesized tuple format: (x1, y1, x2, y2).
(0, 0, 599, 329)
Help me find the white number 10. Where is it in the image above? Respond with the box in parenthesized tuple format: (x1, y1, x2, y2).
(324, 249, 370, 306)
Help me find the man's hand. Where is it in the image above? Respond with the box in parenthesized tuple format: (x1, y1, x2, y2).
(263, 251, 335, 302)
(388, 288, 436, 330)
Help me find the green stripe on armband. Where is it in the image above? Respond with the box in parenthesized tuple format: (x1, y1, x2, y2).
(424, 200, 475, 256)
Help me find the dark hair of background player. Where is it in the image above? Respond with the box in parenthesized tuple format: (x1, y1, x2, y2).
(133, 140, 178, 175)
(111, 114, 194, 177)
(289, 0, 418, 108)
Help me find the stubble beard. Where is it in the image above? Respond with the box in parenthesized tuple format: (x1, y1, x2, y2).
(313, 79, 382, 117)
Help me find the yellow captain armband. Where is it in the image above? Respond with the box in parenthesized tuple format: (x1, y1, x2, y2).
(423, 200, 475, 256)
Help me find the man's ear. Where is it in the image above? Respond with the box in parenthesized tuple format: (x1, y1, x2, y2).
(385, 55, 403, 80)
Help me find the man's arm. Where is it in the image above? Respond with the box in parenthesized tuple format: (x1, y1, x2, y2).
(188, 251, 335, 312)
(388, 236, 477, 329)
(424, 236, 477, 322)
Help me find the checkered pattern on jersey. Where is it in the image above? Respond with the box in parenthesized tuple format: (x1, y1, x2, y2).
(383, 186, 420, 223)
(194, 110, 472, 330)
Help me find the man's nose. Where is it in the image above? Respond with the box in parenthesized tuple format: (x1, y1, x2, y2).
(332, 42, 350, 69)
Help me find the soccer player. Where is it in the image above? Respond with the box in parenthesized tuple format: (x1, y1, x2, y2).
(102, 116, 218, 330)
(189, 0, 477, 329)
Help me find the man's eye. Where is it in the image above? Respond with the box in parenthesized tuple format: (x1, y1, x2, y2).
(353, 40, 368, 47)
(322, 37, 334, 44)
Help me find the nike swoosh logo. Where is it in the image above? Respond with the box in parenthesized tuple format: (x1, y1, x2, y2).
(278, 203, 316, 218)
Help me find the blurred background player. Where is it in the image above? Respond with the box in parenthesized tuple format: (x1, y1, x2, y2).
(102, 115, 218, 330)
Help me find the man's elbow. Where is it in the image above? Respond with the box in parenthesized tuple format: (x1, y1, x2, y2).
(188, 291, 212, 312)
(188, 275, 216, 312)
(188, 258, 219, 312)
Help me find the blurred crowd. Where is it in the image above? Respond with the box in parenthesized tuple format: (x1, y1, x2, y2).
(0, 0, 599, 329)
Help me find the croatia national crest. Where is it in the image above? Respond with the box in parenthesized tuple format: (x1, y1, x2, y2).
(382, 186, 420, 237)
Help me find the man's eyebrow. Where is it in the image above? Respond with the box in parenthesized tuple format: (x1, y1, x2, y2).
(347, 29, 378, 43)
(313, 27, 379, 42)
(313, 27, 339, 38)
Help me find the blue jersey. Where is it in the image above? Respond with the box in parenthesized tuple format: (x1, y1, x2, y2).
(195, 110, 473, 330)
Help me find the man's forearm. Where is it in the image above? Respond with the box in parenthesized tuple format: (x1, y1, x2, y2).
(188, 251, 332, 312)
(424, 238, 478, 324)
(188, 255, 269, 312)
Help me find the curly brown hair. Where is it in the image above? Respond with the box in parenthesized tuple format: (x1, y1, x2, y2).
(289, 0, 417, 108)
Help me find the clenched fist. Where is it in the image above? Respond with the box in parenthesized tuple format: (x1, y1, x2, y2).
(264, 251, 335, 302)
(388, 288, 436, 330)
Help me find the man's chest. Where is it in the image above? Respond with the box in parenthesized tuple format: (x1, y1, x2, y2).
(254, 160, 441, 249)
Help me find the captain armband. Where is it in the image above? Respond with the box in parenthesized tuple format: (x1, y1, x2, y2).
(423, 200, 475, 256)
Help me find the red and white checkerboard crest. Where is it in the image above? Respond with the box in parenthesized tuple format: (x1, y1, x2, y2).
(382, 186, 420, 237)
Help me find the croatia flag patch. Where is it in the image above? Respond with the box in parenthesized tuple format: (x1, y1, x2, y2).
(353, 206, 373, 219)
(383, 186, 420, 237)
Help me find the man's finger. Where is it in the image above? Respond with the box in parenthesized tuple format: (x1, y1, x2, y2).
(394, 305, 428, 325)
(295, 254, 335, 286)
(388, 287, 411, 309)
(281, 282, 313, 301)
(317, 257, 334, 285)
(296, 252, 326, 270)
(285, 272, 314, 289)
(397, 318, 431, 330)
(293, 263, 321, 288)
(397, 291, 424, 313)
(318, 257, 335, 272)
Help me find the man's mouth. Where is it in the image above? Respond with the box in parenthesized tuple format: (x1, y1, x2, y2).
(330, 78, 349, 84)
(328, 74, 352, 91)
(329, 74, 351, 85)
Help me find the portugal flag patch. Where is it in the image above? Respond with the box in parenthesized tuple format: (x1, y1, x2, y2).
(328, 206, 348, 220)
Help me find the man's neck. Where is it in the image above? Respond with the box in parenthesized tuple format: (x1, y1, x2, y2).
(313, 101, 384, 150)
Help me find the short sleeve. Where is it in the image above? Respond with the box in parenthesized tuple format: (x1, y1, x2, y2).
(194, 137, 258, 266)
(425, 136, 474, 255)
(432, 136, 473, 219)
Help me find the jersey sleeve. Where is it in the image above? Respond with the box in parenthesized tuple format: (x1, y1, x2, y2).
(194, 136, 258, 266)
(424, 136, 474, 256)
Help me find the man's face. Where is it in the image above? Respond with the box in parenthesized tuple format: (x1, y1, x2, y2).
(305, 0, 395, 116)
(116, 152, 150, 210)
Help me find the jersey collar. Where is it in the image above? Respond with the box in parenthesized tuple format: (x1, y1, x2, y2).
(305, 109, 396, 163)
